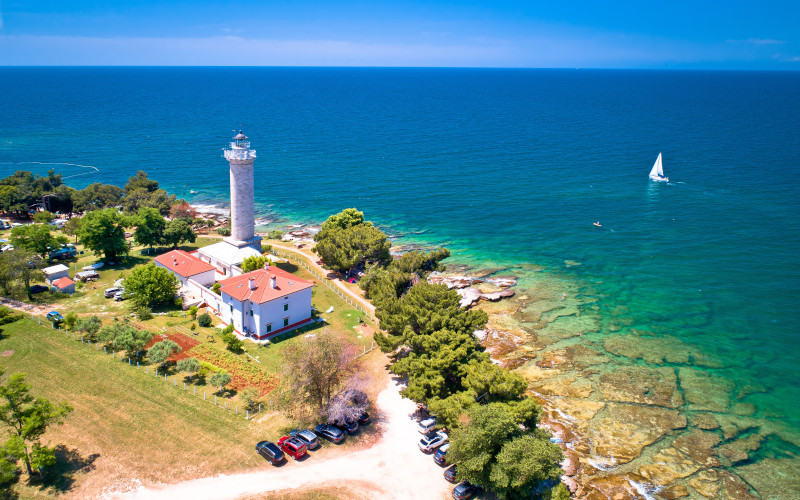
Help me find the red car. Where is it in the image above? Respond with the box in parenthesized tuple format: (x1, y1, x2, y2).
(277, 436, 308, 460)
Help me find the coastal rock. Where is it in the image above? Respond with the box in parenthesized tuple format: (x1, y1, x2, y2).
(530, 376, 594, 399)
(716, 432, 766, 465)
(536, 345, 610, 371)
(637, 429, 721, 485)
(591, 403, 687, 465)
(688, 469, 721, 498)
(691, 412, 720, 430)
(562, 450, 580, 476)
(660, 484, 690, 499)
(678, 367, 734, 412)
(603, 335, 720, 367)
(598, 365, 683, 409)
(580, 473, 649, 500)
(455, 287, 515, 308)
(561, 475, 578, 493)
(537, 397, 605, 455)
(737, 457, 800, 500)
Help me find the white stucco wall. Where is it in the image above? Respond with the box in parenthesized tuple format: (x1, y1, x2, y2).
(220, 287, 312, 338)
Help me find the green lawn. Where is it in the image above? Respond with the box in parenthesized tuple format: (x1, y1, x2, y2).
(0, 318, 288, 497)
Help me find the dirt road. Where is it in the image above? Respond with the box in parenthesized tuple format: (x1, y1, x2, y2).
(112, 379, 452, 500)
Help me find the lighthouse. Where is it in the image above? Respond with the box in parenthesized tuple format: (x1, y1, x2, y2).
(224, 130, 261, 249)
(196, 130, 263, 276)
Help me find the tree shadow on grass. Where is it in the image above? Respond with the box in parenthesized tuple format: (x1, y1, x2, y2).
(275, 262, 300, 274)
(37, 445, 99, 494)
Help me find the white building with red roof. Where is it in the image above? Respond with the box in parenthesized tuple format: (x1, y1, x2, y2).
(218, 265, 313, 339)
(154, 249, 217, 287)
(50, 276, 75, 294)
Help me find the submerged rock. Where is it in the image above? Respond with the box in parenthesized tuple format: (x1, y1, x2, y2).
(678, 367, 734, 412)
(637, 429, 721, 486)
(603, 335, 720, 367)
(598, 365, 684, 409)
(591, 403, 687, 465)
(455, 287, 515, 308)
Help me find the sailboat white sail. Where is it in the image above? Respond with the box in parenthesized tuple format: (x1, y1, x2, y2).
(649, 153, 668, 182)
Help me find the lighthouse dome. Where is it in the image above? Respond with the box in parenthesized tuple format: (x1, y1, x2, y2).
(233, 131, 248, 140)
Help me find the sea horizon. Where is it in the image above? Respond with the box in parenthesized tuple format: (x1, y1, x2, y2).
(2, 66, 799, 497)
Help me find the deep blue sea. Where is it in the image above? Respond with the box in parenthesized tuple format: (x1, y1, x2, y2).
(2, 68, 800, 476)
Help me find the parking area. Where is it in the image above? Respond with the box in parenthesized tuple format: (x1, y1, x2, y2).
(115, 378, 453, 500)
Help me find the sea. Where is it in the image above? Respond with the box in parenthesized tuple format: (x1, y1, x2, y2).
(1, 68, 799, 495)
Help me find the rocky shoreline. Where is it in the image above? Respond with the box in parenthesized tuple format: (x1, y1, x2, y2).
(431, 265, 800, 500)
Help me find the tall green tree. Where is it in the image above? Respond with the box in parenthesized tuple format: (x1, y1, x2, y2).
(32, 211, 55, 224)
(123, 188, 176, 215)
(132, 207, 166, 250)
(0, 369, 73, 478)
(78, 208, 128, 261)
(240, 255, 270, 273)
(10, 224, 68, 258)
(124, 171, 159, 193)
(447, 402, 563, 499)
(392, 328, 488, 403)
(97, 322, 154, 357)
(314, 208, 371, 241)
(147, 339, 181, 367)
(162, 218, 196, 248)
(314, 224, 391, 275)
(0, 250, 44, 300)
(75, 316, 102, 340)
(281, 332, 358, 412)
(374, 282, 488, 350)
(72, 182, 124, 212)
(123, 263, 179, 307)
(61, 216, 83, 243)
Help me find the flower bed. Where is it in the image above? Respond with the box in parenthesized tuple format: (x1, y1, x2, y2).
(188, 343, 279, 396)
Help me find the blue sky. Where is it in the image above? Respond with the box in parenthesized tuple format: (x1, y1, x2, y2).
(0, 1, 797, 68)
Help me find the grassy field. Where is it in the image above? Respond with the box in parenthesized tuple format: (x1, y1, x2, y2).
(0, 318, 295, 498)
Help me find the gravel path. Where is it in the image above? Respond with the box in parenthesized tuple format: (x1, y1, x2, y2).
(112, 379, 452, 500)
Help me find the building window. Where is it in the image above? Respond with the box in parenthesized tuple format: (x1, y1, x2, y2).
(283, 317, 289, 327)
(283, 303, 289, 311)
(229, 304, 233, 313)
(250, 310, 253, 317)
(266, 324, 272, 333)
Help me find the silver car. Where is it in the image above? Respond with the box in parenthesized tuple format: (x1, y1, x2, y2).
(419, 430, 448, 453)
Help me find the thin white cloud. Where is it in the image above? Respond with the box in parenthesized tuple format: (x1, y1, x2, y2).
(727, 38, 786, 45)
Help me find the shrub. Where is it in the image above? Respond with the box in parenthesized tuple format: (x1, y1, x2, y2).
(64, 311, 78, 330)
(216, 226, 231, 236)
(197, 313, 212, 327)
(190, 323, 197, 331)
(211, 282, 221, 294)
(188, 305, 198, 319)
(136, 306, 153, 321)
(266, 230, 284, 240)
(240, 387, 260, 411)
(174, 297, 183, 308)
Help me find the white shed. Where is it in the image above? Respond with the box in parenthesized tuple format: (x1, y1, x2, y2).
(42, 264, 70, 285)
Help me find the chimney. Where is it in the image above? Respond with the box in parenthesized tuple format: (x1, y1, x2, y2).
(270, 274, 277, 289)
(248, 277, 256, 290)
(264, 262, 269, 270)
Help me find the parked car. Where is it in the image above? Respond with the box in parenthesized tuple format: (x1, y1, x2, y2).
(277, 436, 308, 460)
(30, 284, 49, 294)
(419, 430, 448, 453)
(46, 311, 64, 324)
(290, 429, 320, 450)
(332, 418, 359, 435)
(418, 417, 437, 434)
(255, 441, 284, 465)
(314, 424, 345, 444)
(114, 290, 133, 301)
(444, 464, 458, 483)
(452, 481, 481, 500)
(104, 287, 121, 298)
(357, 411, 370, 426)
(434, 443, 450, 466)
(49, 247, 77, 260)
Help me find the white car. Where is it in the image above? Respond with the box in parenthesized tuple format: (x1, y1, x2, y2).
(418, 431, 448, 453)
(417, 417, 437, 434)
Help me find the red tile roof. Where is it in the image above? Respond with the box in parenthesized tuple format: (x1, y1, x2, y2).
(154, 250, 216, 278)
(51, 277, 75, 288)
(219, 265, 313, 304)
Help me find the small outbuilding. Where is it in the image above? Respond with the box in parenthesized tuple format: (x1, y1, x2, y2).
(50, 276, 76, 294)
(42, 264, 70, 285)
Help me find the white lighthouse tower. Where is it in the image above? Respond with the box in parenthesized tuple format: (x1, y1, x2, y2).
(196, 130, 263, 276)
(224, 130, 261, 250)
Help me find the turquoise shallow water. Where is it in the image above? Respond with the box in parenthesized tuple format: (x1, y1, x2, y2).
(1, 67, 799, 444)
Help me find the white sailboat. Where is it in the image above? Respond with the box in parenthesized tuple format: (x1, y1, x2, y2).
(649, 153, 668, 182)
